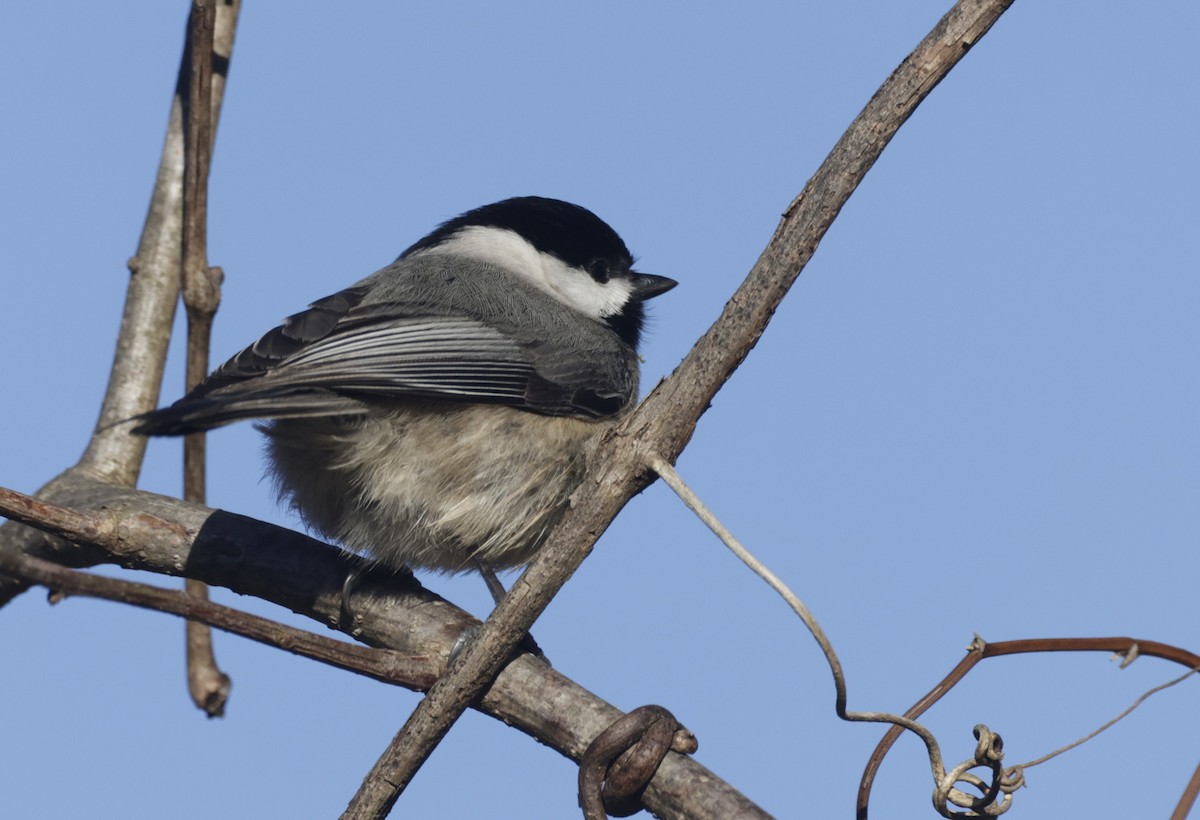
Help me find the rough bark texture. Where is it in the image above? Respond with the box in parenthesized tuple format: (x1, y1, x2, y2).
(0, 476, 766, 818)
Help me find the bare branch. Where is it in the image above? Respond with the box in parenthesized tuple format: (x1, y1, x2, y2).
(0, 0, 241, 604)
(0, 549, 438, 691)
(1014, 668, 1196, 771)
(180, 0, 230, 719)
(77, 0, 239, 487)
(858, 636, 1200, 818)
(343, 1, 1017, 816)
(1173, 761, 1200, 820)
(0, 479, 769, 820)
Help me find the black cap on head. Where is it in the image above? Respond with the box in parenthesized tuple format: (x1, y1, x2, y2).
(404, 196, 676, 350)
(402, 196, 634, 274)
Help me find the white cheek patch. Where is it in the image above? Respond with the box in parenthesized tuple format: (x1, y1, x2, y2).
(420, 225, 634, 320)
(543, 262, 634, 319)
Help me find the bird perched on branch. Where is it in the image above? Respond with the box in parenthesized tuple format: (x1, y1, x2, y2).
(135, 196, 676, 585)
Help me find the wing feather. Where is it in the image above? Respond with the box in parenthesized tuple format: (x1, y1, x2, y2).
(134, 257, 636, 436)
(136, 314, 569, 434)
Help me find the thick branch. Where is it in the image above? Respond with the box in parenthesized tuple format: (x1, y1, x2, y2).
(0, 479, 767, 820)
(344, 1, 1017, 816)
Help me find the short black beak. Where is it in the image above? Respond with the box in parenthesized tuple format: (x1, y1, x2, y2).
(630, 273, 678, 301)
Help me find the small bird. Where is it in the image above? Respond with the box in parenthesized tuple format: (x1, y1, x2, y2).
(135, 196, 676, 581)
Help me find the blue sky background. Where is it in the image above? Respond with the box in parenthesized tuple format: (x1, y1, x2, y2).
(2, 3, 1197, 818)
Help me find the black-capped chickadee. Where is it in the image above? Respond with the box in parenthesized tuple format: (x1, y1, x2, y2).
(135, 197, 676, 579)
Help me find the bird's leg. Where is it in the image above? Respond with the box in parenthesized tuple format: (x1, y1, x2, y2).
(476, 560, 509, 606)
(338, 555, 417, 635)
(338, 558, 371, 634)
(448, 561, 548, 664)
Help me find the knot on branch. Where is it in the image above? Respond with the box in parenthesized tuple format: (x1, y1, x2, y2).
(578, 705, 696, 820)
(933, 724, 1018, 818)
(183, 264, 224, 316)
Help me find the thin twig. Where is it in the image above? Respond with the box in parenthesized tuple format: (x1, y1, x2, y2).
(647, 458, 840, 694)
(180, 0, 230, 719)
(1015, 669, 1197, 771)
(981, 637, 1200, 668)
(341, 2, 1016, 817)
(0, 549, 438, 691)
(857, 636, 1200, 819)
(649, 455, 979, 803)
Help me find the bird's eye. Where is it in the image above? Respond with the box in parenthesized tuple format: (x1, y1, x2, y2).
(586, 258, 610, 284)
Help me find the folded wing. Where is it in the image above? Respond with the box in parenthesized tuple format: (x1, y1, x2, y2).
(134, 285, 617, 435)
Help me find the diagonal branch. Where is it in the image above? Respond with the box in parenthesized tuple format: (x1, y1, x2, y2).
(1174, 761, 1200, 820)
(343, 1, 1017, 817)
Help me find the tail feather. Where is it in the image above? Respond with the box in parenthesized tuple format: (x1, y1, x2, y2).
(132, 389, 364, 436)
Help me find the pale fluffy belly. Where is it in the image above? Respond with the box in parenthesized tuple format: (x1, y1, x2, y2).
(262, 403, 607, 573)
